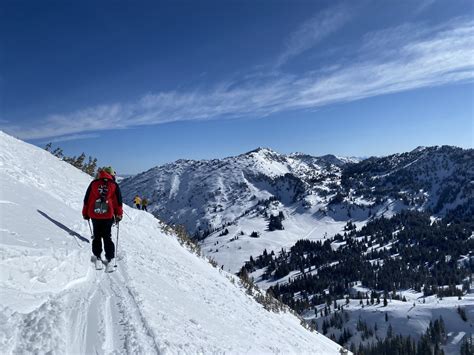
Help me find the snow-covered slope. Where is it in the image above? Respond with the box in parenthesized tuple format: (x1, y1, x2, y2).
(120, 148, 356, 235)
(120, 148, 362, 272)
(307, 291, 474, 354)
(120, 146, 472, 274)
(342, 145, 474, 214)
(0, 132, 343, 354)
(201, 206, 356, 273)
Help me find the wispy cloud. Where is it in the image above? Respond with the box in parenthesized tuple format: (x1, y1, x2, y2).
(40, 133, 100, 143)
(4, 17, 474, 140)
(275, 4, 351, 67)
(413, 0, 437, 16)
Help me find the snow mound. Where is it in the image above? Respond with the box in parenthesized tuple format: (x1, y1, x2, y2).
(0, 131, 342, 354)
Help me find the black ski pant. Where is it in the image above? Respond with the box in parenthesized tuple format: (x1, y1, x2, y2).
(92, 218, 115, 261)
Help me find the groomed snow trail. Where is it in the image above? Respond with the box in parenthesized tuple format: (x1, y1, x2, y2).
(0, 131, 343, 354)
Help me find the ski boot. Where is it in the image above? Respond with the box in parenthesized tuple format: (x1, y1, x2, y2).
(91, 255, 103, 270)
(104, 259, 115, 273)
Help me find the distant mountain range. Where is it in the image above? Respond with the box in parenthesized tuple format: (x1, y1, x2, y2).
(120, 145, 473, 271)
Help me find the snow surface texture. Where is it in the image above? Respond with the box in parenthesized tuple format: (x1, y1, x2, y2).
(0, 132, 342, 354)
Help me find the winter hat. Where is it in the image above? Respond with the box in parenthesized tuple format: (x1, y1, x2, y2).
(103, 166, 116, 176)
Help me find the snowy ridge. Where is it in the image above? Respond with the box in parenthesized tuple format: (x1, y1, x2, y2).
(120, 148, 358, 272)
(0, 131, 342, 354)
(120, 145, 473, 274)
(120, 148, 352, 235)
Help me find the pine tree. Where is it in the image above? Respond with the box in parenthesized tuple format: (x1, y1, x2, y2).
(52, 147, 63, 158)
(268, 214, 284, 231)
(74, 153, 86, 169)
(460, 334, 473, 355)
(84, 156, 98, 177)
(250, 231, 260, 238)
(457, 306, 468, 321)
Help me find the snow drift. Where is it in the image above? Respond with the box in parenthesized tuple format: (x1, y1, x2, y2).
(0, 132, 342, 354)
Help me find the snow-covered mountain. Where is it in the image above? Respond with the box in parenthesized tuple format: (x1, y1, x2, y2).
(120, 148, 363, 272)
(120, 147, 358, 234)
(0, 132, 343, 354)
(341, 145, 473, 214)
(120, 145, 472, 273)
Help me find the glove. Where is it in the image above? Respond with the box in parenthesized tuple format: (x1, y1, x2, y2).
(115, 215, 123, 222)
(83, 215, 90, 220)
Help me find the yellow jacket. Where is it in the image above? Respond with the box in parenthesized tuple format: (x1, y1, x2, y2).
(134, 196, 142, 205)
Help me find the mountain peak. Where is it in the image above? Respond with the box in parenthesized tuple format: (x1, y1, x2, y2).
(238, 147, 283, 162)
(411, 146, 428, 153)
(244, 147, 279, 156)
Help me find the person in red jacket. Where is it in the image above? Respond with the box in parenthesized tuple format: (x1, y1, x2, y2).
(82, 166, 123, 266)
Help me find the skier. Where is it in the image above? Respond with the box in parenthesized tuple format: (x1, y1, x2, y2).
(141, 198, 148, 211)
(133, 195, 142, 209)
(83, 166, 123, 272)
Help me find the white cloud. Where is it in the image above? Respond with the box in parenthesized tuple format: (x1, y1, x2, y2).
(39, 133, 100, 143)
(276, 4, 351, 67)
(4, 17, 474, 140)
(413, 0, 437, 15)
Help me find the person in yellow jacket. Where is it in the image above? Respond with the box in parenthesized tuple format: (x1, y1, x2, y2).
(141, 198, 148, 212)
(133, 195, 142, 209)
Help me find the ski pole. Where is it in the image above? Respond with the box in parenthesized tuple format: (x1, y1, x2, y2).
(115, 222, 120, 268)
(87, 219, 93, 239)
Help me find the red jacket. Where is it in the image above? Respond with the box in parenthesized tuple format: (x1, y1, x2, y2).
(82, 171, 123, 220)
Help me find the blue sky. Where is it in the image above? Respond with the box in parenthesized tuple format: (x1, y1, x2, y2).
(1, 0, 473, 174)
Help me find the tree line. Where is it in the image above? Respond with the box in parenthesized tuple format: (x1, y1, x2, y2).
(45, 143, 98, 177)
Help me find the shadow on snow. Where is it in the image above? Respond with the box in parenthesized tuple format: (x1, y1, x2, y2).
(37, 209, 90, 244)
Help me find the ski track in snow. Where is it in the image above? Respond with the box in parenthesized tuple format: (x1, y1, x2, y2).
(10, 260, 162, 355)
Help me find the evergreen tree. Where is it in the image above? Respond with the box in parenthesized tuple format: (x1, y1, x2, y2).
(268, 214, 284, 231)
(74, 153, 86, 169)
(460, 334, 473, 355)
